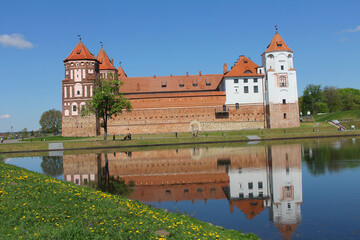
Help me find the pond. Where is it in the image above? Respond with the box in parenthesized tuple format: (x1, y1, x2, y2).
(4, 137, 360, 239)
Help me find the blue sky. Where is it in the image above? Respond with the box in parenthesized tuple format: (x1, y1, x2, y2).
(1, 0, 359, 132)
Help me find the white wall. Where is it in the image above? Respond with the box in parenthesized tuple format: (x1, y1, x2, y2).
(224, 77, 264, 105)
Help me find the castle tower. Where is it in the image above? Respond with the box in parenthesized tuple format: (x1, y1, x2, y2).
(62, 41, 100, 136)
(262, 32, 300, 128)
(96, 47, 118, 80)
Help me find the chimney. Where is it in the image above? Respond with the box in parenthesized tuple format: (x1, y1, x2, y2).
(186, 72, 189, 77)
(154, 75, 156, 78)
(111, 58, 113, 65)
(199, 71, 202, 76)
(223, 63, 228, 73)
(170, 74, 172, 77)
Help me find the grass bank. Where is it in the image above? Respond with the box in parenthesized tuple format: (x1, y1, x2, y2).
(0, 162, 257, 239)
(1, 122, 360, 154)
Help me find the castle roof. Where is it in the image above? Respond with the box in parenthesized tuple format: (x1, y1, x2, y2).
(96, 48, 116, 70)
(119, 73, 223, 94)
(118, 66, 127, 78)
(64, 41, 97, 62)
(265, 32, 293, 53)
(225, 56, 263, 77)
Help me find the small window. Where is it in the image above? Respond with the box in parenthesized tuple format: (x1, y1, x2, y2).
(244, 86, 249, 93)
(249, 193, 254, 198)
(259, 192, 263, 198)
(161, 84, 166, 88)
(206, 82, 211, 86)
(245, 70, 252, 73)
(258, 182, 263, 189)
(193, 83, 198, 87)
(234, 79, 239, 84)
(284, 113, 287, 119)
(244, 79, 248, 83)
(259, 69, 262, 74)
(288, 203, 291, 209)
(281, 65, 284, 70)
(73, 105, 77, 112)
(254, 86, 258, 93)
(283, 99, 286, 104)
(235, 103, 239, 109)
(239, 193, 244, 199)
(179, 84, 184, 87)
(254, 78, 258, 83)
(77, 90, 80, 95)
(248, 182, 253, 190)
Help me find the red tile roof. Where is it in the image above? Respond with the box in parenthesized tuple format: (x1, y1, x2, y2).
(119, 73, 224, 94)
(265, 32, 293, 53)
(96, 48, 116, 70)
(118, 66, 127, 78)
(225, 56, 263, 77)
(64, 41, 96, 62)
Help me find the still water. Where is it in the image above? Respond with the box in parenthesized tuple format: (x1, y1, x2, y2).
(4, 138, 360, 239)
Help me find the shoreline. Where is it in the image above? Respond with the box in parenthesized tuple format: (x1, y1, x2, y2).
(1, 131, 359, 154)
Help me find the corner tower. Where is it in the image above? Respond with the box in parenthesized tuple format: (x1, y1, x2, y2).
(62, 41, 100, 136)
(262, 32, 300, 128)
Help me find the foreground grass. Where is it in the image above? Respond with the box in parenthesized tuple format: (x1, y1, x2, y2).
(0, 163, 257, 240)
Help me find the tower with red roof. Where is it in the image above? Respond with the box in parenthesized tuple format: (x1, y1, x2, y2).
(261, 32, 300, 128)
(62, 40, 100, 136)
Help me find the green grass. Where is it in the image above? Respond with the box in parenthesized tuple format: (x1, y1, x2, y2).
(313, 110, 360, 122)
(2, 122, 360, 154)
(0, 162, 257, 240)
(22, 136, 91, 142)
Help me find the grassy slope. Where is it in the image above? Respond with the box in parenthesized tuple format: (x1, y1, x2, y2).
(314, 110, 360, 122)
(0, 163, 257, 240)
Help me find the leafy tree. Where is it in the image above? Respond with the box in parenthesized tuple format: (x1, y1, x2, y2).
(21, 128, 28, 138)
(82, 78, 132, 140)
(39, 109, 62, 133)
(338, 88, 360, 111)
(323, 86, 340, 112)
(301, 84, 323, 115)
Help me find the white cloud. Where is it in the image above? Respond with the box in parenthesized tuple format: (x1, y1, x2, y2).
(0, 33, 34, 49)
(0, 114, 11, 119)
(343, 25, 360, 33)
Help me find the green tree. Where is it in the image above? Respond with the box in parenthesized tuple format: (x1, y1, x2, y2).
(82, 78, 132, 140)
(338, 88, 360, 111)
(41, 156, 63, 177)
(39, 109, 62, 133)
(301, 84, 323, 115)
(323, 86, 340, 112)
(21, 128, 28, 138)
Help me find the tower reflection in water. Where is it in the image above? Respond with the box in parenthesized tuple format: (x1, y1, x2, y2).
(63, 144, 302, 239)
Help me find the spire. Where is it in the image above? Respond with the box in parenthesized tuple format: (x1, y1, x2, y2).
(265, 32, 293, 53)
(64, 41, 96, 62)
(117, 64, 127, 78)
(225, 56, 263, 77)
(96, 48, 116, 70)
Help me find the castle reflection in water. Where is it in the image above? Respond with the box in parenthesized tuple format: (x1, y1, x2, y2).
(63, 144, 302, 239)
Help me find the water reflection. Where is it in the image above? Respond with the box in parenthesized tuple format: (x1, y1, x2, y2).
(63, 144, 303, 239)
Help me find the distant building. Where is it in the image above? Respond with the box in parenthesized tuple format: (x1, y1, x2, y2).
(62, 32, 299, 136)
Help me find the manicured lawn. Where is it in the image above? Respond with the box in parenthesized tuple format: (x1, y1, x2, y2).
(0, 162, 257, 239)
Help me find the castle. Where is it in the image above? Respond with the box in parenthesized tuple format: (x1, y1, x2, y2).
(62, 31, 300, 137)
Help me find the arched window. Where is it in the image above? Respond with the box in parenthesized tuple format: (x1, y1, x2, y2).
(235, 103, 239, 109)
(73, 105, 77, 112)
(244, 70, 252, 73)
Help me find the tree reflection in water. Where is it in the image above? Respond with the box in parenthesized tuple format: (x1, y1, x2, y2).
(95, 154, 135, 197)
(41, 156, 63, 177)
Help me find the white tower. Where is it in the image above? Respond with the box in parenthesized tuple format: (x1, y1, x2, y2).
(262, 32, 300, 128)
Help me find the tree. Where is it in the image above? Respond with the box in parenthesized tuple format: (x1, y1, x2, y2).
(301, 84, 323, 115)
(21, 128, 28, 138)
(323, 86, 340, 113)
(39, 109, 62, 133)
(41, 156, 63, 177)
(82, 78, 132, 140)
